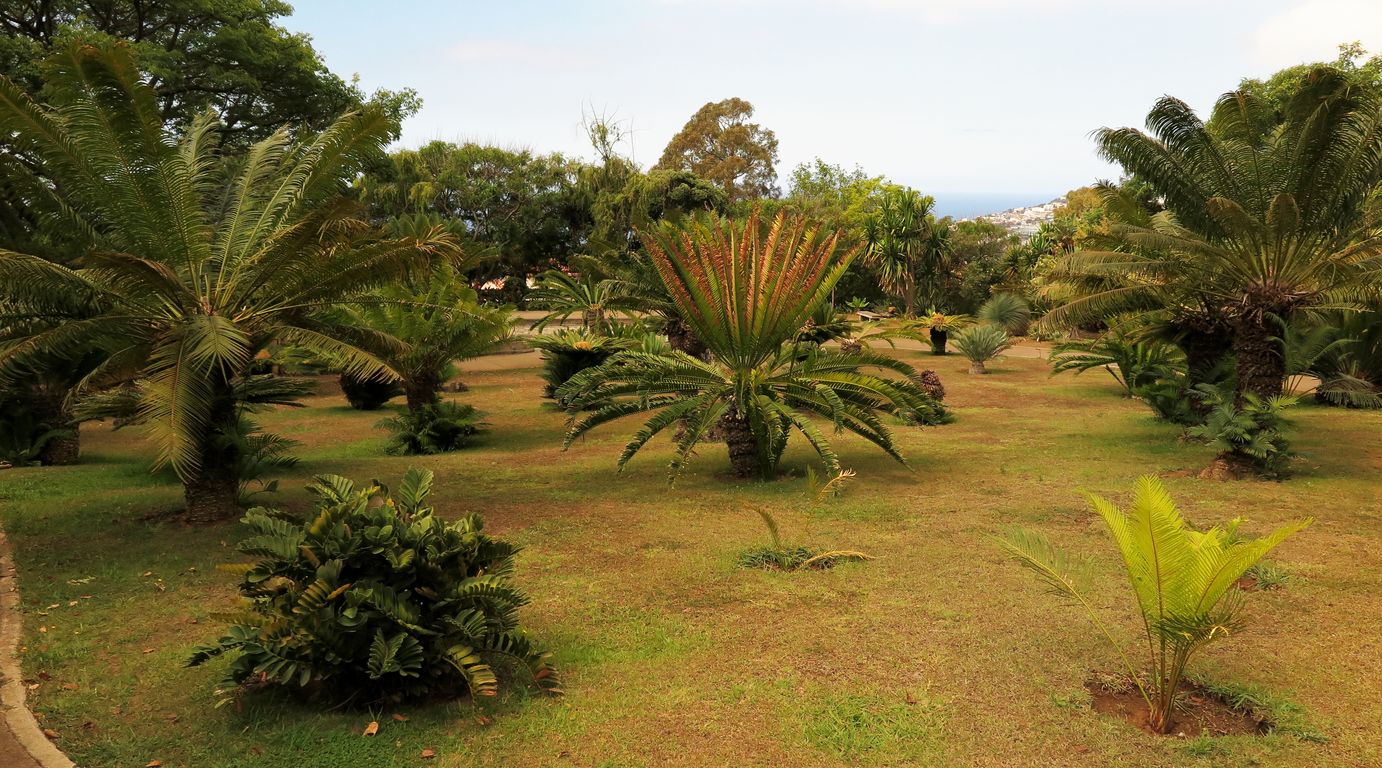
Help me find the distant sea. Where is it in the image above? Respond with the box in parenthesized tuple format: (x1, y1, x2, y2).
(930, 193, 1058, 220)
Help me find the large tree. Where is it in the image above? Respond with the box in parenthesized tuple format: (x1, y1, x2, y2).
(357, 141, 589, 285)
(0, 0, 414, 142)
(0, 43, 455, 520)
(1087, 69, 1382, 401)
(654, 97, 779, 202)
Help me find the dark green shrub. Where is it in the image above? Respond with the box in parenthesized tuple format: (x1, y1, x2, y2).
(188, 469, 559, 705)
(381, 401, 485, 455)
(0, 391, 74, 467)
(340, 372, 401, 410)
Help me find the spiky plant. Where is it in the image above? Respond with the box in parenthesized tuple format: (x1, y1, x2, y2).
(0, 44, 457, 521)
(528, 328, 639, 399)
(558, 210, 942, 480)
(952, 324, 1013, 374)
(977, 293, 1032, 335)
(999, 476, 1310, 734)
(340, 265, 511, 412)
(1187, 386, 1297, 479)
(1050, 331, 1186, 396)
(526, 269, 634, 332)
(919, 310, 972, 355)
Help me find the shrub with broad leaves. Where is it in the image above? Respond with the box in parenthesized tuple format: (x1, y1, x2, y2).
(189, 469, 558, 705)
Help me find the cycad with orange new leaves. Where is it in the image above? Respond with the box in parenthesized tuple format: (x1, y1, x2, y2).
(557, 210, 943, 480)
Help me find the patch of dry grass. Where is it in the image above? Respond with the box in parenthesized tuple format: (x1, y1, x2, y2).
(1, 351, 1379, 767)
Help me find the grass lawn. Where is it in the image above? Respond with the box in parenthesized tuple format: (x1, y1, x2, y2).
(1, 350, 1379, 767)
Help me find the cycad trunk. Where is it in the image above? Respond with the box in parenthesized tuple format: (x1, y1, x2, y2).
(719, 411, 762, 478)
(181, 393, 242, 524)
(929, 328, 948, 355)
(404, 371, 443, 413)
(1233, 311, 1286, 402)
(26, 381, 79, 466)
(968, 361, 986, 375)
(665, 316, 710, 361)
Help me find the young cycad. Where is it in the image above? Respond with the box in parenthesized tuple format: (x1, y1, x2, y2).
(998, 476, 1310, 734)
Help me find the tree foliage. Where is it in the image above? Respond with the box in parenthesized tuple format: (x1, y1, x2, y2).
(654, 97, 779, 202)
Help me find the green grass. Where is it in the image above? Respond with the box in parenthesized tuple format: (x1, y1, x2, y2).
(1, 352, 1380, 767)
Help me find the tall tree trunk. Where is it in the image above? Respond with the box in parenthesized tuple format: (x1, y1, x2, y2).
(929, 328, 948, 355)
(719, 410, 762, 478)
(1233, 311, 1286, 402)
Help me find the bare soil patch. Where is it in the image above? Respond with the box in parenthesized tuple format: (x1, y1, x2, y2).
(1085, 678, 1270, 737)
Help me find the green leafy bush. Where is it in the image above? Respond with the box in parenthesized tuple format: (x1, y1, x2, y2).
(999, 476, 1309, 734)
(189, 469, 558, 705)
(380, 402, 485, 455)
(0, 391, 74, 467)
(1187, 386, 1296, 478)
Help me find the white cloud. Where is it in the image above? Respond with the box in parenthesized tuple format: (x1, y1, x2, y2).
(1253, 0, 1382, 69)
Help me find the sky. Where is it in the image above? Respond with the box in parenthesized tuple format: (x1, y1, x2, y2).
(284, 0, 1382, 214)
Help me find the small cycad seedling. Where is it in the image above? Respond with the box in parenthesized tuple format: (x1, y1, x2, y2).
(737, 510, 873, 571)
(998, 476, 1309, 734)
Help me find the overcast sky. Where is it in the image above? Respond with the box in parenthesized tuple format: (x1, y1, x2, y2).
(285, 0, 1382, 201)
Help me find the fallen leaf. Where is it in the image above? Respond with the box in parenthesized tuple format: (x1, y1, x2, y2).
(67, 601, 78, 607)
(420, 748, 436, 759)
(142, 648, 155, 654)
(146, 761, 163, 767)
(391, 713, 409, 722)
(38, 626, 47, 633)
(142, 571, 152, 577)
(474, 714, 493, 726)
(42, 728, 59, 740)
(362, 720, 379, 737)
(61, 683, 77, 691)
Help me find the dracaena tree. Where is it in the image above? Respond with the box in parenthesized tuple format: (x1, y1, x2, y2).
(0, 43, 457, 521)
(862, 188, 952, 317)
(1087, 69, 1382, 401)
(557, 210, 942, 480)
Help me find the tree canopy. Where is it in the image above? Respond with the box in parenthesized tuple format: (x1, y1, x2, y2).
(654, 97, 779, 202)
(0, 0, 416, 142)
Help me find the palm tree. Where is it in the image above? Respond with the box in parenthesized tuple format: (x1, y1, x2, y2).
(557, 210, 940, 480)
(1090, 71, 1382, 400)
(0, 44, 457, 521)
(340, 265, 511, 411)
(526, 269, 633, 331)
(862, 188, 951, 317)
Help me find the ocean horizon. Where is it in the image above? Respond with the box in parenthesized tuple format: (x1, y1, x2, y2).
(930, 192, 1059, 220)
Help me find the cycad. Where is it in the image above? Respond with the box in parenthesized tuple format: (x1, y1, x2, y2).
(557, 210, 942, 480)
(999, 476, 1310, 734)
(1050, 330, 1185, 396)
(0, 44, 456, 521)
(951, 324, 1012, 374)
(1088, 72, 1382, 401)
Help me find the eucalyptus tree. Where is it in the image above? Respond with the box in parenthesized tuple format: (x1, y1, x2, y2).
(0, 43, 457, 521)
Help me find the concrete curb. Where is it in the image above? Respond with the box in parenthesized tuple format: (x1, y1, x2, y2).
(0, 530, 76, 767)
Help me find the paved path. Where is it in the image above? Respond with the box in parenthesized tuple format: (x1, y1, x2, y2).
(0, 532, 69, 768)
